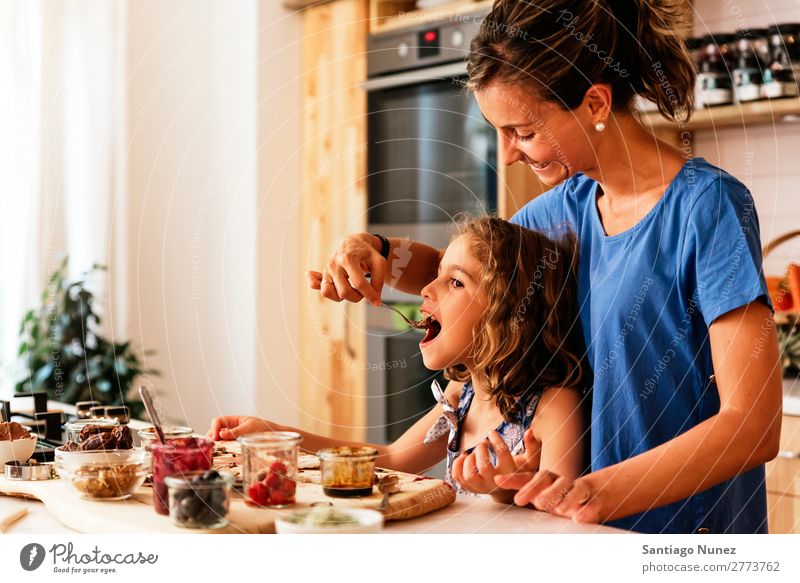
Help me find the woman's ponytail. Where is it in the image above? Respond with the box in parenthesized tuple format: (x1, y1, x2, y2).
(619, 0, 696, 121)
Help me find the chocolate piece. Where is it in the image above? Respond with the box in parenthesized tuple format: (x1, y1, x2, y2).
(61, 441, 81, 452)
(74, 424, 132, 450)
(80, 431, 115, 451)
(0, 421, 31, 441)
(77, 423, 115, 442)
(111, 425, 133, 449)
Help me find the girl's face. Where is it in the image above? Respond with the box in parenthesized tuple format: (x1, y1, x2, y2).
(419, 235, 488, 370)
(474, 80, 597, 185)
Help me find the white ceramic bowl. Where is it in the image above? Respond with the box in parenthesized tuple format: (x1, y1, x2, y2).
(0, 436, 38, 466)
(275, 507, 384, 534)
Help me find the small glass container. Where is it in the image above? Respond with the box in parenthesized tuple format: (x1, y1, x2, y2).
(75, 401, 101, 420)
(766, 23, 800, 98)
(239, 432, 301, 508)
(733, 29, 766, 102)
(64, 418, 119, 443)
(54, 450, 150, 500)
(149, 437, 213, 515)
(697, 33, 735, 108)
(317, 446, 378, 498)
(138, 426, 194, 449)
(165, 470, 233, 529)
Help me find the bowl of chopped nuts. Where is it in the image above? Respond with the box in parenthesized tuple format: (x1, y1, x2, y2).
(54, 449, 150, 501)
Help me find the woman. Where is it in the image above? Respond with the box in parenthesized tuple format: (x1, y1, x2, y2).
(307, 0, 782, 534)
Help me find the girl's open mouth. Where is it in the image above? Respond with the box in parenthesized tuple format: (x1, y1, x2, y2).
(420, 315, 442, 346)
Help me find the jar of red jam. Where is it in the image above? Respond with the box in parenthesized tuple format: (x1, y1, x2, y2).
(239, 432, 301, 508)
(150, 437, 213, 515)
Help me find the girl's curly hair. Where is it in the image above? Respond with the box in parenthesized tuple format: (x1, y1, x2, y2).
(445, 216, 587, 421)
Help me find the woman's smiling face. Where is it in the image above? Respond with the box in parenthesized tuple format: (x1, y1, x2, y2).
(474, 81, 597, 185)
(419, 235, 488, 370)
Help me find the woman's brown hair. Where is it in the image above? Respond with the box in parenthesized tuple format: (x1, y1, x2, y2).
(466, 0, 695, 122)
(445, 216, 587, 421)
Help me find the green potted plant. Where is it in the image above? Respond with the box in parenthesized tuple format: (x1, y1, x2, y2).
(15, 257, 155, 418)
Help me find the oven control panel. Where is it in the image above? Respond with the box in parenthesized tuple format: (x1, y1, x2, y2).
(367, 9, 488, 78)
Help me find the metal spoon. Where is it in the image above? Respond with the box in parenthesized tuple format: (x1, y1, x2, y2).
(138, 386, 166, 445)
(377, 474, 401, 511)
(380, 302, 428, 329)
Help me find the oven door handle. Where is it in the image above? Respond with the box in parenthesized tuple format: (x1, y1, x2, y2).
(362, 62, 468, 92)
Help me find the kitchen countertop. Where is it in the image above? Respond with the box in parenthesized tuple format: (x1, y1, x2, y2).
(0, 494, 626, 534)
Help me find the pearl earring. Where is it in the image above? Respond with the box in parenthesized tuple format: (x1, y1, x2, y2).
(595, 121, 606, 132)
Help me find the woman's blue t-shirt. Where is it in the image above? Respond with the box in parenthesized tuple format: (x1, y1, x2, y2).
(511, 157, 771, 534)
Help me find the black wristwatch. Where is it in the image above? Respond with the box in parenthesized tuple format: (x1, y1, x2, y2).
(372, 233, 391, 260)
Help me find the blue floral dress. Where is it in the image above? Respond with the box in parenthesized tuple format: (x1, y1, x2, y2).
(443, 380, 541, 496)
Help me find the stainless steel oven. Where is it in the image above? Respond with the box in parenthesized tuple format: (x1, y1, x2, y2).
(363, 11, 492, 473)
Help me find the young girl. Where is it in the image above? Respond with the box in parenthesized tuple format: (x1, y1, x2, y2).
(208, 217, 588, 501)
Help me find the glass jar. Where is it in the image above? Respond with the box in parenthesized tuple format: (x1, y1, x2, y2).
(149, 437, 213, 515)
(64, 418, 119, 443)
(317, 446, 378, 498)
(697, 34, 735, 108)
(766, 23, 800, 98)
(239, 432, 301, 508)
(138, 426, 194, 449)
(165, 470, 233, 529)
(733, 29, 766, 102)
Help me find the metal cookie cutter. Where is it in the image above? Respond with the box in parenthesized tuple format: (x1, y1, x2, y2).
(4, 461, 55, 481)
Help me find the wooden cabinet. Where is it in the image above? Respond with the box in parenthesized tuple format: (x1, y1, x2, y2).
(299, 0, 369, 442)
(765, 414, 800, 533)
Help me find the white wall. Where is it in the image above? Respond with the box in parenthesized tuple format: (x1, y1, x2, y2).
(693, 0, 800, 275)
(254, 3, 303, 428)
(123, 0, 302, 430)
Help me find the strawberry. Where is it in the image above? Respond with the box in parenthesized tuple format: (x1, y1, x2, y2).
(247, 482, 271, 506)
(264, 470, 283, 490)
(269, 490, 290, 506)
(269, 461, 287, 475)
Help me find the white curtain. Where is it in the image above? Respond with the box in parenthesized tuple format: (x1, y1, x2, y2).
(0, 0, 127, 399)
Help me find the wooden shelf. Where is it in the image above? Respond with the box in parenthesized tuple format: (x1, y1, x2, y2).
(638, 97, 800, 132)
(370, 0, 492, 35)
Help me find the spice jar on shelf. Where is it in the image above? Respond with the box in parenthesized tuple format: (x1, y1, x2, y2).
(733, 29, 767, 103)
(697, 33, 735, 108)
(765, 23, 800, 98)
(239, 432, 301, 508)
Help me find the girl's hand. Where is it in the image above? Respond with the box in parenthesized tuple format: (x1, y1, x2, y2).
(206, 416, 280, 441)
(494, 470, 604, 523)
(306, 233, 386, 306)
(451, 429, 539, 501)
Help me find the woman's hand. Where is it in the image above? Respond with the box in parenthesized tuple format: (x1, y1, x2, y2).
(494, 470, 604, 523)
(451, 429, 540, 502)
(206, 416, 282, 441)
(306, 233, 386, 306)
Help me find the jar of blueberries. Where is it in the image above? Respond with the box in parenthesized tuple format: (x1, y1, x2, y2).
(165, 470, 233, 529)
(239, 432, 301, 508)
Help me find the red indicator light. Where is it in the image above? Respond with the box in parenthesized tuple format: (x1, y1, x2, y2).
(424, 30, 437, 43)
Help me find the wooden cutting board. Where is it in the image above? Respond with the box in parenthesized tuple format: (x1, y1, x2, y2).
(0, 444, 455, 534)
